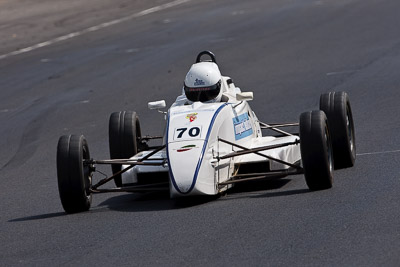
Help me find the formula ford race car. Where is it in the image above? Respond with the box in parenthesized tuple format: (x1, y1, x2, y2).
(56, 51, 356, 213)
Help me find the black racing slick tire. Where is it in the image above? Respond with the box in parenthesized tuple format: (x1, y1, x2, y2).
(320, 91, 356, 169)
(57, 135, 92, 214)
(300, 111, 334, 191)
(109, 111, 142, 187)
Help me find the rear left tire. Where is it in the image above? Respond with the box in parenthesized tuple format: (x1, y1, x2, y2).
(320, 91, 356, 169)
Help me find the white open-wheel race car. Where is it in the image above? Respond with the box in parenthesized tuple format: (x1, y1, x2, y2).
(56, 51, 356, 214)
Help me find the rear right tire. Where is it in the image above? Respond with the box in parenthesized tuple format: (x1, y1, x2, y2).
(109, 111, 142, 187)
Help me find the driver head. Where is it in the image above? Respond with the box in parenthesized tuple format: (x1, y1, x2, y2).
(184, 62, 222, 103)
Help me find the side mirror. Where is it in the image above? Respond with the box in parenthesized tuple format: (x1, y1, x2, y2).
(148, 100, 166, 110)
(236, 92, 253, 101)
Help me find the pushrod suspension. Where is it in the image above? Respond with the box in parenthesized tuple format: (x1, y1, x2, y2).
(258, 121, 298, 136)
(217, 138, 302, 170)
(218, 168, 302, 187)
(90, 145, 166, 190)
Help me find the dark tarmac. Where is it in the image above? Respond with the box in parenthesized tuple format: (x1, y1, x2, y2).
(1, 0, 400, 265)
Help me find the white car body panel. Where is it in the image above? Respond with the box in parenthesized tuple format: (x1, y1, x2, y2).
(122, 76, 301, 198)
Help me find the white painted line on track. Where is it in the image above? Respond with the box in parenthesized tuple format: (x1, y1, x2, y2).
(326, 70, 357, 76)
(357, 149, 400, 156)
(0, 0, 191, 61)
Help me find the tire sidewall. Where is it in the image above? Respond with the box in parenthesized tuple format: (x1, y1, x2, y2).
(300, 111, 333, 190)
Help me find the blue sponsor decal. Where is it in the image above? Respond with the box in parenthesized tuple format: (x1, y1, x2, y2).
(194, 78, 205, 86)
(233, 113, 253, 140)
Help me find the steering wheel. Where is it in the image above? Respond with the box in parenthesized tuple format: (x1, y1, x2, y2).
(196, 51, 217, 63)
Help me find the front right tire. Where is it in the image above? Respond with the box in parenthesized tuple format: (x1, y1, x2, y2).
(57, 135, 92, 213)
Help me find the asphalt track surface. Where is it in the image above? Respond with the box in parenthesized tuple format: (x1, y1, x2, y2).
(1, 0, 400, 265)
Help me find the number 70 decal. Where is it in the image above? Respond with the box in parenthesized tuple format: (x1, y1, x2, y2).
(173, 126, 202, 140)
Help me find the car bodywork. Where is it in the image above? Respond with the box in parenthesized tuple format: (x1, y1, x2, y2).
(102, 75, 302, 198)
(57, 51, 355, 214)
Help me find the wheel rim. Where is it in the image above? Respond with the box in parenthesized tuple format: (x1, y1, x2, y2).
(325, 124, 333, 173)
(346, 104, 355, 154)
(82, 145, 92, 199)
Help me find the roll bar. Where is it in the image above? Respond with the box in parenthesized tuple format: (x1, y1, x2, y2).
(196, 50, 217, 63)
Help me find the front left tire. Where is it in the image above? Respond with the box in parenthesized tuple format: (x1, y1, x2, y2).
(300, 110, 334, 191)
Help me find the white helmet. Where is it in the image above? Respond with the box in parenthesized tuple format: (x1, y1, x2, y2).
(184, 53, 222, 102)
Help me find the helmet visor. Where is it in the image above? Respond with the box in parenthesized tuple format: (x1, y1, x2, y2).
(184, 80, 221, 102)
